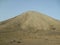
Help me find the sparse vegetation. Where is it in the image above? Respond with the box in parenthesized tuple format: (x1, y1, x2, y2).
(0, 11, 60, 45)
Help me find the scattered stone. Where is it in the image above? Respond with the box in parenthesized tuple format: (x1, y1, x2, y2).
(17, 41, 21, 43)
(10, 40, 21, 43)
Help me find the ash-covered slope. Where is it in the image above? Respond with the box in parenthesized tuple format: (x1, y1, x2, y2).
(0, 11, 60, 39)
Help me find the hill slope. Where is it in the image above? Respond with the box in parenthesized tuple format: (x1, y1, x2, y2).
(0, 11, 60, 45)
(0, 11, 60, 30)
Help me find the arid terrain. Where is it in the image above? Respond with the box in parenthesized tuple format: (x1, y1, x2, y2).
(0, 11, 60, 45)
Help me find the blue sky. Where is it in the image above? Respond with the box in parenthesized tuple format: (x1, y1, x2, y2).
(0, 0, 60, 21)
